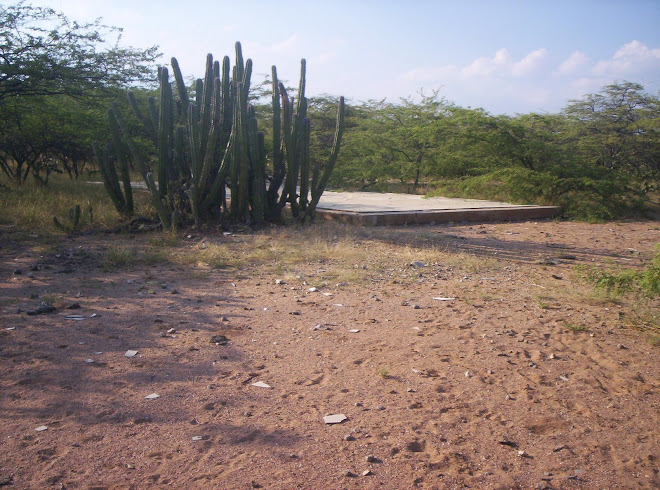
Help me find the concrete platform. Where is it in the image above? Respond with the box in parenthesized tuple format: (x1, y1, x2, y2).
(316, 191, 559, 226)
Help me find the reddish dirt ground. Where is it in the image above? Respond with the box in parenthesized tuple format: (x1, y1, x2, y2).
(1, 220, 658, 489)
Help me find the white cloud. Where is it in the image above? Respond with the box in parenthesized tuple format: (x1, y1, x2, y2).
(593, 40, 660, 77)
(512, 48, 548, 77)
(461, 48, 511, 78)
(556, 51, 589, 76)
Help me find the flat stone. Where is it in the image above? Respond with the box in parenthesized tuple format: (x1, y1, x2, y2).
(323, 414, 347, 424)
(251, 381, 271, 388)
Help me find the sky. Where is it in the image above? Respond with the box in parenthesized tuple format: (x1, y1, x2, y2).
(25, 0, 660, 115)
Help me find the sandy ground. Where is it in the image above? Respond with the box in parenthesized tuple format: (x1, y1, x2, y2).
(1, 220, 659, 489)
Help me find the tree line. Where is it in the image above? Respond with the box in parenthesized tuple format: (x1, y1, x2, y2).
(320, 82, 659, 220)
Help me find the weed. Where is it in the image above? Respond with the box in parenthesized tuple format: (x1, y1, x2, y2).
(565, 323, 588, 332)
(41, 294, 60, 304)
(577, 246, 660, 299)
(620, 308, 660, 342)
(0, 297, 20, 306)
(147, 231, 180, 248)
(536, 297, 550, 310)
(102, 247, 137, 271)
(142, 249, 173, 266)
(378, 367, 391, 378)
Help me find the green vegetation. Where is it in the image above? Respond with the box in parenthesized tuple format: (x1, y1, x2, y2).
(579, 246, 660, 299)
(565, 323, 589, 333)
(0, 2, 159, 185)
(328, 83, 658, 221)
(0, 175, 146, 234)
(100, 43, 345, 228)
(1, 3, 657, 224)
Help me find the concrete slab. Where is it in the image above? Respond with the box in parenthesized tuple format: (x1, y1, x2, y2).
(316, 191, 559, 226)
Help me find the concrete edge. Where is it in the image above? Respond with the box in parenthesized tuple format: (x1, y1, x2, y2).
(316, 206, 561, 226)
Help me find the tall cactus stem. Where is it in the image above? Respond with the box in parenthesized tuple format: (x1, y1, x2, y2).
(309, 96, 345, 215)
(171, 57, 190, 116)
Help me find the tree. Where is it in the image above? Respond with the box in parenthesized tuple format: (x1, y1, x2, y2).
(334, 92, 452, 190)
(0, 1, 159, 101)
(563, 82, 660, 187)
(0, 2, 160, 184)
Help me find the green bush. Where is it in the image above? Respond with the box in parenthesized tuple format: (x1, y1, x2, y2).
(580, 246, 660, 298)
(427, 165, 645, 221)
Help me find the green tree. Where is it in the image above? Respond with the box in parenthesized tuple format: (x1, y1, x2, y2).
(334, 92, 452, 190)
(563, 81, 660, 187)
(0, 1, 159, 101)
(0, 1, 160, 183)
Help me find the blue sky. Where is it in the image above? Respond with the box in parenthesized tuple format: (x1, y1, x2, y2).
(31, 0, 660, 114)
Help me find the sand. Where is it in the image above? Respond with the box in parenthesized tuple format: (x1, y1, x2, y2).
(1, 220, 658, 488)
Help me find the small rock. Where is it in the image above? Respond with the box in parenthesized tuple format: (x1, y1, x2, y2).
(344, 471, 357, 478)
(210, 335, 228, 345)
(410, 261, 425, 268)
(362, 470, 372, 476)
(66, 303, 81, 310)
(365, 455, 377, 463)
(251, 381, 271, 388)
(124, 350, 138, 358)
(192, 436, 203, 441)
(464, 371, 473, 378)
(35, 425, 48, 432)
(84, 359, 94, 364)
(323, 414, 347, 424)
(343, 433, 355, 441)
(308, 287, 318, 292)
(618, 344, 628, 350)
(13, 269, 22, 275)
(275, 279, 286, 285)
(26, 302, 56, 316)
(145, 393, 160, 400)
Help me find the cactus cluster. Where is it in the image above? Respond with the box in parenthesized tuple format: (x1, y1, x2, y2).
(97, 42, 345, 229)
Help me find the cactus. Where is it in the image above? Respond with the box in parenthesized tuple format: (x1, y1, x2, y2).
(97, 42, 344, 229)
(53, 204, 91, 233)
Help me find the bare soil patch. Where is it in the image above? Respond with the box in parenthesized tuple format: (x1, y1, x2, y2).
(1, 220, 658, 489)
